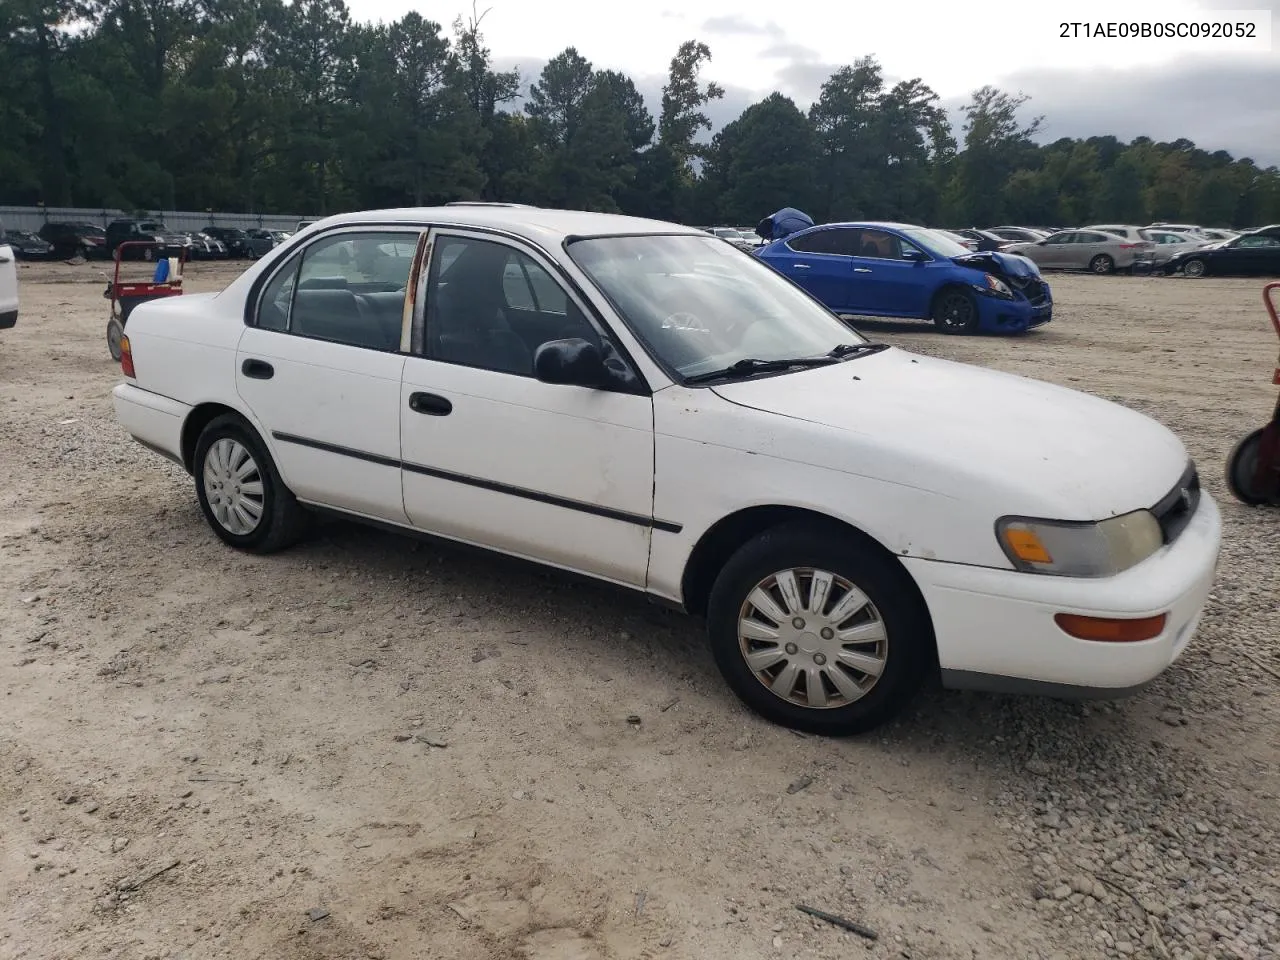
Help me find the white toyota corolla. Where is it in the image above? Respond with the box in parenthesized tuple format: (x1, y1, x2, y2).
(111, 205, 1221, 735)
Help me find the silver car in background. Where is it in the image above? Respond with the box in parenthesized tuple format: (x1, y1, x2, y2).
(1002, 228, 1155, 274)
(1138, 228, 1211, 267)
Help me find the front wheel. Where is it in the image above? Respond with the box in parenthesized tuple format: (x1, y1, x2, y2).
(1225, 427, 1280, 506)
(1089, 254, 1114, 274)
(705, 523, 934, 736)
(1183, 258, 1207, 278)
(931, 287, 979, 335)
(193, 414, 311, 552)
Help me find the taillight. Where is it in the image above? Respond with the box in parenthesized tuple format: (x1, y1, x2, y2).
(120, 334, 135, 378)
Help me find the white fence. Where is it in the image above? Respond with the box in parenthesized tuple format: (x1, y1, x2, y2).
(0, 206, 322, 234)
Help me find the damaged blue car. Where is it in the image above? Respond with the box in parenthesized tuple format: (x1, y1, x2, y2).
(755, 219, 1052, 335)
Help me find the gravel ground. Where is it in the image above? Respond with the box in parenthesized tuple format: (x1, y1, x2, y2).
(1, 259, 1278, 960)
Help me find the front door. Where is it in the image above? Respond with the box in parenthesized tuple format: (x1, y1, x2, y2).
(398, 230, 656, 587)
(234, 227, 424, 524)
(846, 228, 931, 317)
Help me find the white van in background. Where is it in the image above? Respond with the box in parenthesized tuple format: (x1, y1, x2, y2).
(0, 219, 18, 330)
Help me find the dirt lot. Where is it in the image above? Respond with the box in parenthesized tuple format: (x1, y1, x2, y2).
(2, 259, 1278, 960)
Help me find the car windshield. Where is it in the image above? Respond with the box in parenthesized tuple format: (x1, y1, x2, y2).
(566, 233, 868, 380)
(901, 227, 971, 258)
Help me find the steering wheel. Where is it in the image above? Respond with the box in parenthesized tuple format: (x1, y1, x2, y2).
(661, 311, 709, 333)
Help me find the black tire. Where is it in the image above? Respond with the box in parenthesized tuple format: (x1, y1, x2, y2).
(192, 414, 311, 552)
(931, 286, 979, 335)
(705, 522, 935, 736)
(1183, 258, 1207, 279)
(1225, 428, 1280, 506)
(1089, 254, 1114, 275)
(106, 318, 124, 361)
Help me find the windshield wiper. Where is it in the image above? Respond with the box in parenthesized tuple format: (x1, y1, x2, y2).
(828, 342, 889, 358)
(684, 356, 839, 383)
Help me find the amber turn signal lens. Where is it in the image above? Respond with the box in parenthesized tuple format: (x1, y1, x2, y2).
(1054, 613, 1167, 643)
(1003, 527, 1052, 564)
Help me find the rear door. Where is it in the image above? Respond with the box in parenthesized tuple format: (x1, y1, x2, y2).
(0, 238, 17, 329)
(234, 226, 424, 523)
(768, 228, 858, 311)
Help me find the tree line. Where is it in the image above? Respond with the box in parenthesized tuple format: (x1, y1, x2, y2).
(3, 0, 1278, 228)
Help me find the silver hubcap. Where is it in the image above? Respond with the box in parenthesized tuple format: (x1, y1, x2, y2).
(738, 568, 888, 710)
(202, 438, 265, 536)
(1092, 257, 1110, 273)
(1186, 260, 1203, 277)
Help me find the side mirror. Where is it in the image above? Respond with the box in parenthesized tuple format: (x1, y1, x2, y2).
(533, 337, 609, 387)
(901, 249, 928, 262)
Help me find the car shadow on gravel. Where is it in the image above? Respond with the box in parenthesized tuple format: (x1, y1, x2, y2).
(293, 513, 1170, 779)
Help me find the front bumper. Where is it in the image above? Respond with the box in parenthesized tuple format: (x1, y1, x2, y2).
(975, 286, 1053, 333)
(112, 382, 191, 470)
(903, 491, 1221, 697)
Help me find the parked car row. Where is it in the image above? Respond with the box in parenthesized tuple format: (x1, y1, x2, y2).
(13, 219, 295, 262)
(696, 225, 764, 251)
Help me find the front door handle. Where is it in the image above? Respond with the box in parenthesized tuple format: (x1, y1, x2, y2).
(241, 358, 274, 379)
(792, 264, 810, 269)
(853, 268, 872, 273)
(409, 391, 452, 416)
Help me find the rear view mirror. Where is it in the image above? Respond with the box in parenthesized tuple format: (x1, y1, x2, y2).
(533, 338, 608, 387)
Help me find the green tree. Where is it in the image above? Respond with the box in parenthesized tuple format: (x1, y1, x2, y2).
(943, 86, 1043, 225)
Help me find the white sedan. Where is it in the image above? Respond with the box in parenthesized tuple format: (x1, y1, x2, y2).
(111, 205, 1222, 735)
(0, 236, 17, 330)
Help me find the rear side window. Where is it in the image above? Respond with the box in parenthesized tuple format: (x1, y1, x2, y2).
(279, 231, 420, 350)
(257, 252, 301, 331)
(788, 229, 858, 255)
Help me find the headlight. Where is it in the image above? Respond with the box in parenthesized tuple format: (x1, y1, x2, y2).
(996, 510, 1164, 577)
(974, 273, 1012, 298)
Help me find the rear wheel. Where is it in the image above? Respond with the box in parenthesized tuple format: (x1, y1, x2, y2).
(1183, 258, 1207, 278)
(931, 287, 979, 335)
(705, 522, 934, 736)
(1089, 254, 1114, 274)
(1225, 428, 1280, 506)
(106, 318, 124, 361)
(193, 414, 311, 552)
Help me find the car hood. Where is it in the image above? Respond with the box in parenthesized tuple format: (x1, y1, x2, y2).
(952, 249, 1041, 278)
(709, 348, 1187, 521)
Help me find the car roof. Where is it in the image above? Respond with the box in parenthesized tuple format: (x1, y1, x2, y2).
(802, 221, 923, 232)
(313, 205, 706, 243)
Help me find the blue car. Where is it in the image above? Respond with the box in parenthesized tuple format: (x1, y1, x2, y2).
(755, 221, 1052, 335)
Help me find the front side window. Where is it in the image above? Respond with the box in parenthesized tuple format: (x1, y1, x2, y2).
(424, 235, 599, 377)
(1238, 235, 1280, 248)
(899, 227, 969, 258)
(567, 233, 868, 380)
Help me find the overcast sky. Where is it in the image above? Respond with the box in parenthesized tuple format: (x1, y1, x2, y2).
(350, 0, 1279, 166)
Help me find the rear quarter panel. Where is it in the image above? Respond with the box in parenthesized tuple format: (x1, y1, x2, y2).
(124, 292, 245, 413)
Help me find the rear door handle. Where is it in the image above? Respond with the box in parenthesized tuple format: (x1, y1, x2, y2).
(241, 358, 274, 379)
(791, 263, 810, 269)
(853, 268, 872, 273)
(409, 391, 452, 416)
